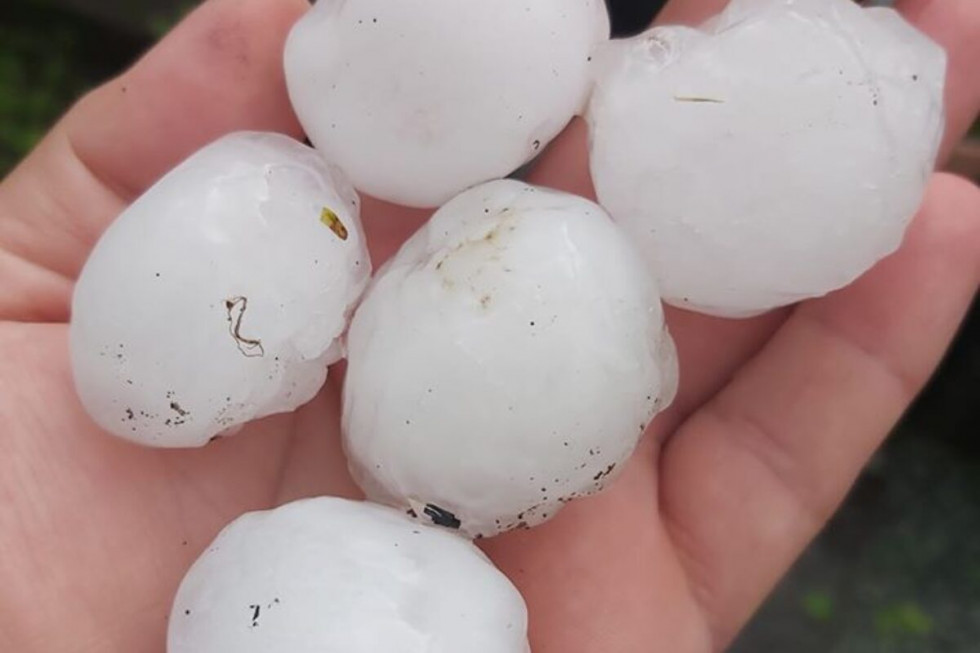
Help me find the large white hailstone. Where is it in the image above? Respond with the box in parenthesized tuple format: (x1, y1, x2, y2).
(343, 180, 678, 539)
(587, 0, 946, 317)
(284, 0, 610, 208)
(168, 498, 530, 653)
(70, 132, 370, 448)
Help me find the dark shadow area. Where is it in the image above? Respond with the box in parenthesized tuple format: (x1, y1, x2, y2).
(0, 0, 146, 171)
(607, 0, 663, 36)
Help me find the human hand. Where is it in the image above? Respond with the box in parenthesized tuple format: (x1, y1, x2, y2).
(0, 1, 977, 652)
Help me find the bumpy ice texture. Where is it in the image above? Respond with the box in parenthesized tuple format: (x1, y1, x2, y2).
(71, 132, 370, 447)
(168, 498, 530, 653)
(285, 0, 610, 208)
(343, 180, 678, 538)
(587, 0, 946, 317)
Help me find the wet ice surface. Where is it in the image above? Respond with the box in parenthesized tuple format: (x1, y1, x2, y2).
(343, 180, 678, 538)
(169, 498, 530, 653)
(70, 132, 371, 447)
(588, 0, 946, 317)
(285, 0, 609, 207)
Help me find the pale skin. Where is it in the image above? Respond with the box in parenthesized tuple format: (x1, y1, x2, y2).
(0, 0, 977, 651)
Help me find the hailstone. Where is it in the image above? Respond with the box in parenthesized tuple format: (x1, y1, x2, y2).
(168, 498, 530, 653)
(587, 0, 946, 317)
(284, 0, 610, 208)
(70, 132, 370, 448)
(343, 179, 677, 539)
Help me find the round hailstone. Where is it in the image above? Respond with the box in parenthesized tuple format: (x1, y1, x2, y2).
(284, 0, 610, 208)
(343, 179, 677, 539)
(168, 498, 529, 653)
(587, 0, 946, 317)
(70, 132, 370, 448)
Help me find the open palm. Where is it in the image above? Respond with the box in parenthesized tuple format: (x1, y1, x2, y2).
(1, 1, 978, 651)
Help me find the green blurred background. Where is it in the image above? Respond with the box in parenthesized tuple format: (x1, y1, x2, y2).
(1, 1, 977, 650)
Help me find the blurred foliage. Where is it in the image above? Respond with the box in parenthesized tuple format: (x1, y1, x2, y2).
(802, 591, 836, 622)
(0, 4, 82, 171)
(874, 602, 934, 639)
(145, 1, 195, 39)
(0, 0, 144, 173)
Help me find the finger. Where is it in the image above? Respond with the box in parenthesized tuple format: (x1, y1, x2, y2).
(0, 0, 308, 322)
(654, 0, 727, 26)
(659, 173, 980, 649)
(481, 438, 714, 653)
(358, 195, 431, 268)
(897, 0, 980, 161)
(0, 322, 297, 651)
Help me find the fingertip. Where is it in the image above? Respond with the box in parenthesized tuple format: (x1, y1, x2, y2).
(358, 194, 431, 267)
(654, 0, 728, 27)
(916, 172, 980, 278)
(925, 171, 980, 221)
(526, 118, 595, 198)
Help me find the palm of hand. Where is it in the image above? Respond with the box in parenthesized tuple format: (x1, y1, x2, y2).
(1, 1, 978, 652)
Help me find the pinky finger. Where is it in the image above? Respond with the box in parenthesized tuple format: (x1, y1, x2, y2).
(658, 172, 980, 649)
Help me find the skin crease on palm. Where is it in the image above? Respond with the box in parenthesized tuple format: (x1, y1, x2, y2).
(0, 0, 977, 650)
